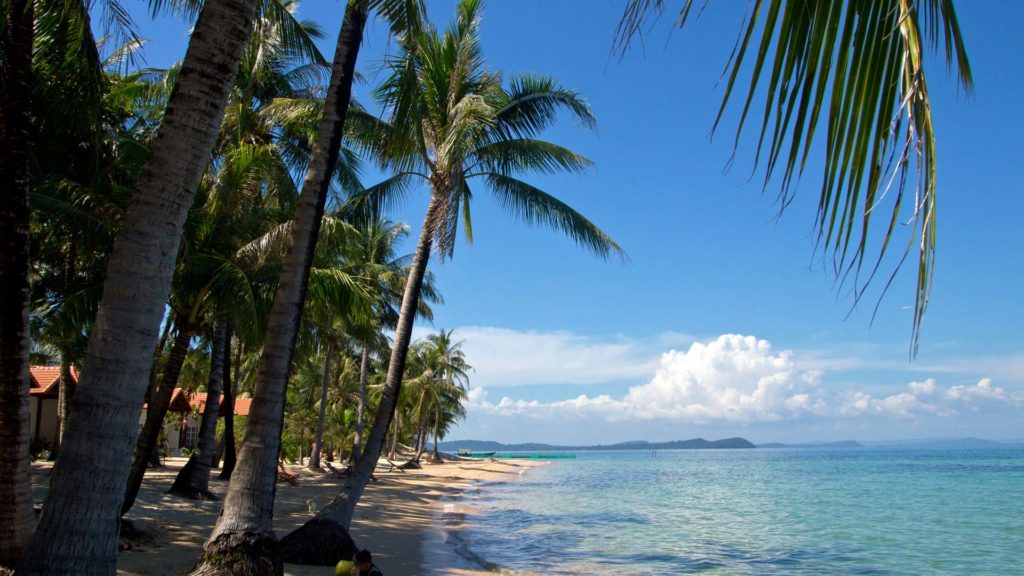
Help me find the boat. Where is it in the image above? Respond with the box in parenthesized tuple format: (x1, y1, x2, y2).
(456, 448, 575, 459)
(457, 448, 496, 457)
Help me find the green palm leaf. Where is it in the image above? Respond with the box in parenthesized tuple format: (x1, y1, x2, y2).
(616, 0, 972, 353)
(484, 173, 627, 262)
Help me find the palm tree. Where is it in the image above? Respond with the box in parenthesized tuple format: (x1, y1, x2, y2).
(28, 39, 160, 462)
(615, 0, 973, 352)
(123, 0, 334, 514)
(4, 0, 156, 566)
(341, 218, 439, 464)
(416, 330, 470, 461)
(17, 0, 264, 571)
(401, 334, 469, 463)
(191, 1, 424, 572)
(0, 0, 36, 565)
(169, 320, 228, 499)
(278, 0, 625, 563)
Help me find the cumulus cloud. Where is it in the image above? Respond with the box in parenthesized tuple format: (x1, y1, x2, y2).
(840, 378, 1024, 418)
(461, 333, 1023, 426)
(467, 334, 826, 423)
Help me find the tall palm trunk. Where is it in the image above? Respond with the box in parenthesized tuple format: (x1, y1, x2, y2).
(219, 326, 237, 479)
(309, 341, 333, 470)
(53, 242, 77, 458)
(192, 3, 369, 573)
(279, 193, 440, 564)
(0, 0, 36, 565)
(146, 315, 175, 467)
(170, 321, 227, 499)
(17, 2, 259, 570)
(410, 385, 432, 462)
(121, 321, 193, 515)
(351, 345, 369, 463)
(54, 356, 73, 456)
(412, 425, 426, 461)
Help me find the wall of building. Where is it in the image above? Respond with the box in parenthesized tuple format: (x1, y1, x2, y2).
(29, 396, 60, 448)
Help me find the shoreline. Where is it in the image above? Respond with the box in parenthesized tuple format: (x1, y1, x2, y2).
(28, 456, 542, 576)
(420, 460, 543, 575)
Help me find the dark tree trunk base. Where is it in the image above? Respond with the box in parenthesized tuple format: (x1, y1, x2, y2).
(278, 518, 357, 566)
(169, 456, 218, 500)
(188, 532, 282, 576)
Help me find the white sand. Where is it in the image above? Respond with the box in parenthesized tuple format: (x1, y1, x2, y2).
(28, 456, 540, 575)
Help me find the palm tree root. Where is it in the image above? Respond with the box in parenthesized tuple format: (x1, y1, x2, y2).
(278, 518, 357, 565)
(187, 532, 282, 576)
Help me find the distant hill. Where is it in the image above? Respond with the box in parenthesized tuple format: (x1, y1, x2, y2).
(439, 437, 756, 452)
(758, 440, 863, 449)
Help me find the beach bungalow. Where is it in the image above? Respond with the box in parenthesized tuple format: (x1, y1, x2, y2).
(28, 364, 250, 454)
(177, 392, 252, 451)
(28, 365, 77, 450)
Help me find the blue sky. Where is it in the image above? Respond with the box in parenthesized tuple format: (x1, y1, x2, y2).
(125, 0, 1023, 444)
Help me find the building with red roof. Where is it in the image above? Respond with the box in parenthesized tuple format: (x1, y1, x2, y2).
(28, 365, 251, 454)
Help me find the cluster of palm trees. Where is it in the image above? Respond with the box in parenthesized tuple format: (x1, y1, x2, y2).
(0, 0, 970, 574)
(1, 0, 623, 572)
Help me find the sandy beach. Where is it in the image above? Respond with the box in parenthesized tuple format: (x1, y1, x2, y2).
(28, 456, 541, 576)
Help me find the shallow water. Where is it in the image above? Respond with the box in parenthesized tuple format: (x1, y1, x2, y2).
(444, 448, 1024, 575)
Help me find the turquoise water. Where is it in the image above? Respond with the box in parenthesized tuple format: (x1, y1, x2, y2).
(446, 448, 1024, 575)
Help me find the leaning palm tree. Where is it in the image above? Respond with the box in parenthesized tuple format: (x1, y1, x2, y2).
(191, 2, 426, 571)
(17, 0, 264, 571)
(615, 0, 972, 353)
(122, 0, 334, 515)
(277, 0, 625, 564)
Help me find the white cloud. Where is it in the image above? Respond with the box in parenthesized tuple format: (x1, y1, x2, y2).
(467, 334, 826, 423)
(441, 326, 675, 387)
(620, 334, 825, 422)
(840, 377, 1024, 418)
(461, 333, 1024, 428)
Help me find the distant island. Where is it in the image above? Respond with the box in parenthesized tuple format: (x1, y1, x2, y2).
(758, 440, 863, 449)
(440, 437, 756, 452)
(441, 437, 1024, 453)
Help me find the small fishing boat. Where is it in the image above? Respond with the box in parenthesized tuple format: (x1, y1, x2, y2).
(458, 448, 496, 457)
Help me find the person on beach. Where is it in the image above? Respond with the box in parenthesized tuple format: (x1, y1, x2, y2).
(352, 549, 383, 576)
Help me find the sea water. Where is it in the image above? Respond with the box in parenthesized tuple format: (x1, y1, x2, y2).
(441, 448, 1024, 575)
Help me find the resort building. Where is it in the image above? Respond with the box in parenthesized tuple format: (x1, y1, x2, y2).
(28, 365, 250, 455)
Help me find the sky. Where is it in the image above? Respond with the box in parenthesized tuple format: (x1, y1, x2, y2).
(120, 0, 1023, 444)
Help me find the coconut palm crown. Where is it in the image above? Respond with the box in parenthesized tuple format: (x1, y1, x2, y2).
(361, 0, 626, 262)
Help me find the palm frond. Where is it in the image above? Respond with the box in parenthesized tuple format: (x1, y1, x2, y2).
(484, 173, 627, 262)
(616, 0, 972, 354)
(470, 138, 593, 176)
(371, 0, 426, 39)
(486, 74, 597, 141)
(338, 172, 424, 223)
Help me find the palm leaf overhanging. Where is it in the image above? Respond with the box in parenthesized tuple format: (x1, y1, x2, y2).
(616, 0, 972, 354)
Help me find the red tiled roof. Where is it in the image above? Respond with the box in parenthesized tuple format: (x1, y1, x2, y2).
(141, 387, 193, 413)
(189, 392, 251, 417)
(29, 365, 79, 398)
